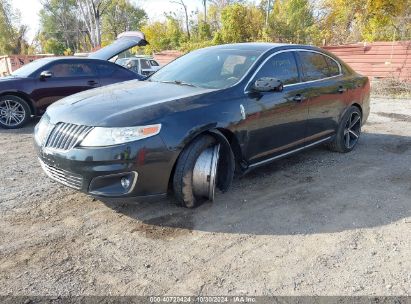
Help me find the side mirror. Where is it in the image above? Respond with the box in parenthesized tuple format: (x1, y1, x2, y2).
(40, 71, 52, 79)
(253, 77, 283, 92)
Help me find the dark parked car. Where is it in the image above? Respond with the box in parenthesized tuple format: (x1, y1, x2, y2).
(35, 43, 370, 208)
(0, 31, 148, 129)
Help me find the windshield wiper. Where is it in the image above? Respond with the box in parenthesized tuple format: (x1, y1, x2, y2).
(160, 80, 197, 87)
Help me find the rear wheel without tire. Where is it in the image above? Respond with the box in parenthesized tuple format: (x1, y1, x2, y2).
(328, 106, 362, 153)
(0, 95, 31, 129)
(173, 135, 221, 208)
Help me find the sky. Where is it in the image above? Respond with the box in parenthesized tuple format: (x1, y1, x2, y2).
(11, 0, 202, 43)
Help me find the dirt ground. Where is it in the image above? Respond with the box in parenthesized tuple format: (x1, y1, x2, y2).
(0, 97, 410, 296)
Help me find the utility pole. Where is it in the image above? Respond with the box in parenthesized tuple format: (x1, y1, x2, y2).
(265, 0, 271, 28)
(202, 0, 207, 23)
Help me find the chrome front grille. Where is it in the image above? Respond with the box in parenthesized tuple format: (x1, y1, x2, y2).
(39, 159, 83, 190)
(45, 123, 93, 150)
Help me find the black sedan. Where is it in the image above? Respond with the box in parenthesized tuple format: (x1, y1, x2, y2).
(35, 43, 370, 208)
(0, 32, 148, 129)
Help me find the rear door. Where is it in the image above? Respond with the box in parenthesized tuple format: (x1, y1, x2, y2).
(31, 60, 100, 113)
(296, 50, 348, 144)
(243, 51, 309, 164)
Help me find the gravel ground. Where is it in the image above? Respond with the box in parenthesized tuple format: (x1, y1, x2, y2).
(0, 97, 410, 296)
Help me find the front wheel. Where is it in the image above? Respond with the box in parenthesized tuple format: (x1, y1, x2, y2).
(0, 95, 31, 129)
(328, 106, 362, 153)
(173, 135, 221, 208)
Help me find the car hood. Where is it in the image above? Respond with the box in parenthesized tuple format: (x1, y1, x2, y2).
(46, 80, 217, 127)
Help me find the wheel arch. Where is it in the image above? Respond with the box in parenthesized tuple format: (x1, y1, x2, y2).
(0, 91, 36, 116)
(167, 126, 240, 194)
(339, 102, 363, 124)
(351, 102, 363, 115)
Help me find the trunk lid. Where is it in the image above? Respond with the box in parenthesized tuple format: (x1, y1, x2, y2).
(88, 31, 148, 61)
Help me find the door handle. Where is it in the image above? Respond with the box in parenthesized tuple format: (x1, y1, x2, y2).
(87, 80, 98, 86)
(338, 86, 346, 93)
(293, 94, 304, 102)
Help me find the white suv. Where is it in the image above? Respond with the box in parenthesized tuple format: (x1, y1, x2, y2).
(116, 56, 161, 76)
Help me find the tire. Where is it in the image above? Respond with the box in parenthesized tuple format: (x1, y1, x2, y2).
(0, 95, 31, 129)
(328, 106, 362, 153)
(173, 134, 220, 208)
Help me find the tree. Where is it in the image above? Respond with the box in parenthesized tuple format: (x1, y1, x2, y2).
(39, 0, 85, 54)
(0, 0, 16, 54)
(220, 3, 264, 43)
(201, 0, 207, 23)
(361, 0, 411, 41)
(102, 0, 147, 43)
(0, 0, 31, 54)
(268, 0, 316, 44)
(141, 15, 184, 54)
(76, 0, 111, 48)
(170, 0, 190, 40)
(319, 0, 411, 44)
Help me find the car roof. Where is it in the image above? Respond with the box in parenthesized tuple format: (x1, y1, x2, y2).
(204, 42, 324, 53)
(42, 56, 102, 61)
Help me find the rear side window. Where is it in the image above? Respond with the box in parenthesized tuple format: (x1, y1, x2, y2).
(97, 63, 116, 77)
(325, 56, 340, 76)
(299, 52, 330, 81)
(48, 62, 94, 78)
(254, 52, 299, 85)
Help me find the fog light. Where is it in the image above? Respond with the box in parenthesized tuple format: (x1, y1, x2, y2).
(121, 177, 131, 189)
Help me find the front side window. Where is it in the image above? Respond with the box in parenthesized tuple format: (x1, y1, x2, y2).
(150, 48, 262, 89)
(150, 60, 159, 66)
(48, 63, 94, 78)
(254, 52, 299, 85)
(299, 51, 330, 81)
(11, 58, 54, 77)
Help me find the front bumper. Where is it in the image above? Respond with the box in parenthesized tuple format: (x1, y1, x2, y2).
(35, 135, 177, 201)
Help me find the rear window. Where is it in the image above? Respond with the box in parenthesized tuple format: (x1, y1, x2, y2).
(97, 63, 116, 77)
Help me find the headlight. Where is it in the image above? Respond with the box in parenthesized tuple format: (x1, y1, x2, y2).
(34, 115, 53, 145)
(80, 124, 161, 147)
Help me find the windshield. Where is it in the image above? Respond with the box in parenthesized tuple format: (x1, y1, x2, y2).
(11, 58, 53, 77)
(149, 48, 263, 89)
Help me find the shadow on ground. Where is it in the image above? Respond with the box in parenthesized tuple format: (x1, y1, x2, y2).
(0, 117, 40, 135)
(103, 132, 411, 236)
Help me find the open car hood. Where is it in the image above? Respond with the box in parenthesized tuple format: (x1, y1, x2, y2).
(88, 31, 148, 61)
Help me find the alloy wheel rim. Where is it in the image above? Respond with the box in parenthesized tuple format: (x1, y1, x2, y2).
(0, 100, 26, 127)
(344, 112, 361, 149)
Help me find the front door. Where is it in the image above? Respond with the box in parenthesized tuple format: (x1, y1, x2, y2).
(31, 61, 100, 114)
(243, 51, 309, 165)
